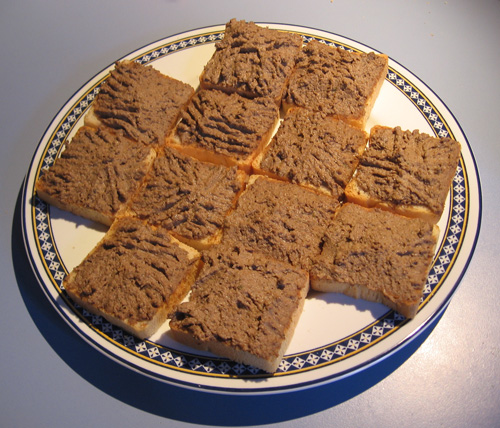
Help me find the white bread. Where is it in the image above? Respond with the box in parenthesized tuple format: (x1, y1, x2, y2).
(169, 243, 309, 372)
(221, 174, 340, 271)
(84, 59, 195, 147)
(64, 217, 202, 339)
(199, 19, 303, 106)
(35, 126, 156, 226)
(282, 40, 388, 129)
(252, 107, 368, 198)
(345, 125, 462, 223)
(118, 146, 247, 251)
(310, 203, 439, 319)
(168, 89, 280, 173)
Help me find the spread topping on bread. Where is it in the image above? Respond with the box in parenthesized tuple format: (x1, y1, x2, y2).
(200, 19, 303, 103)
(345, 125, 461, 221)
(123, 146, 245, 248)
(254, 108, 367, 196)
(222, 176, 340, 270)
(169, 242, 309, 372)
(175, 89, 279, 158)
(88, 60, 194, 146)
(283, 40, 388, 128)
(35, 126, 155, 225)
(172, 89, 279, 170)
(310, 203, 439, 318)
(64, 217, 201, 338)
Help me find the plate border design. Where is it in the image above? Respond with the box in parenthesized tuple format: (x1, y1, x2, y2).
(23, 24, 479, 390)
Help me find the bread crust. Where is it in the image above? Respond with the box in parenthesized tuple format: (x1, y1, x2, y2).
(35, 187, 114, 226)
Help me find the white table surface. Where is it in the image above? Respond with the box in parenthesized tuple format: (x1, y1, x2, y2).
(2, 1, 499, 426)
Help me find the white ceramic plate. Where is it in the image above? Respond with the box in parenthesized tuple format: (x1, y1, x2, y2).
(22, 23, 481, 394)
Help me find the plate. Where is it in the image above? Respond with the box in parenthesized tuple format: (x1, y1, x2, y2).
(21, 23, 481, 394)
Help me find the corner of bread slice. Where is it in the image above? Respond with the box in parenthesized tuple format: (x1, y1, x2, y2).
(65, 286, 168, 339)
(361, 54, 389, 127)
(344, 179, 373, 207)
(83, 105, 103, 129)
(250, 151, 283, 182)
(170, 228, 224, 252)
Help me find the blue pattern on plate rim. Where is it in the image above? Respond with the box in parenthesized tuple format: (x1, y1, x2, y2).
(31, 30, 469, 377)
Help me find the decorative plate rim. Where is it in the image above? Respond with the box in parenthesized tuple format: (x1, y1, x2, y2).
(21, 22, 482, 395)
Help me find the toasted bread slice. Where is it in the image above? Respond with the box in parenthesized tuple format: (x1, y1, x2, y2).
(64, 217, 201, 339)
(85, 60, 194, 147)
(168, 89, 280, 173)
(200, 19, 303, 105)
(283, 40, 388, 129)
(310, 203, 439, 319)
(345, 126, 462, 223)
(169, 242, 309, 373)
(221, 175, 340, 270)
(252, 107, 368, 198)
(35, 126, 155, 226)
(120, 146, 247, 250)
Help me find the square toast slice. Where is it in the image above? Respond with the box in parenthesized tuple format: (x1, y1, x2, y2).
(64, 217, 201, 339)
(200, 19, 303, 105)
(35, 126, 155, 226)
(283, 40, 388, 128)
(345, 126, 462, 223)
(169, 89, 279, 173)
(169, 242, 309, 373)
(310, 203, 439, 318)
(121, 146, 246, 250)
(252, 107, 367, 197)
(85, 60, 194, 147)
(222, 175, 340, 270)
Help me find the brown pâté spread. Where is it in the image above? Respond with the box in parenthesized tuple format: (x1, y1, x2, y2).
(126, 147, 243, 241)
(65, 217, 198, 324)
(200, 19, 303, 102)
(169, 242, 308, 361)
(258, 108, 367, 195)
(284, 40, 388, 117)
(311, 203, 437, 304)
(353, 126, 461, 215)
(222, 176, 340, 270)
(92, 60, 194, 146)
(176, 89, 279, 161)
(36, 126, 153, 219)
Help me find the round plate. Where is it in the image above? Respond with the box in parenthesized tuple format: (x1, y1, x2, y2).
(21, 23, 481, 394)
